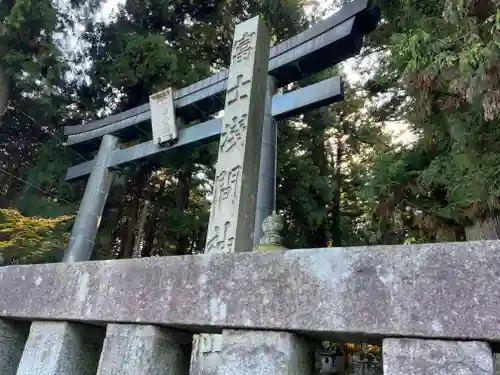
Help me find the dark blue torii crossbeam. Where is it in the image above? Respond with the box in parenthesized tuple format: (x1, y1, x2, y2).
(66, 76, 342, 180)
(64, 0, 380, 181)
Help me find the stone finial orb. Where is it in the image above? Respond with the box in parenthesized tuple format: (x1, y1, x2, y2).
(262, 210, 284, 235)
(254, 210, 287, 252)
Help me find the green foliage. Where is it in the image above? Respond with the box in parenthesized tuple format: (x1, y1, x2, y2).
(0, 209, 72, 265)
(0, 0, 66, 81)
(0, 0, 90, 264)
(361, 0, 500, 240)
(7, 0, 500, 264)
(13, 137, 79, 218)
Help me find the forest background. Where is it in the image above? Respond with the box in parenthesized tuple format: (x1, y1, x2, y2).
(1, 0, 499, 266)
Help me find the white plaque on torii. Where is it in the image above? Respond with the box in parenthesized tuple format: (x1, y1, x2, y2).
(149, 87, 177, 145)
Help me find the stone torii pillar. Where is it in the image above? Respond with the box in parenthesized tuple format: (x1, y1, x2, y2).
(190, 16, 270, 374)
(253, 75, 278, 246)
(63, 134, 119, 262)
(190, 16, 313, 375)
(14, 137, 121, 375)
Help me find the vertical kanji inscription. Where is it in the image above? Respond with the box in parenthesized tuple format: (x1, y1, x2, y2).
(206, 221, 235, 253)
(226, 74, 251, 105)
(232, 31, 256, 63)
(149, 87, 177, 145)
(213, 165, 242, 205)
(219, 115, 248, 152)
(204, 16, 270, 255)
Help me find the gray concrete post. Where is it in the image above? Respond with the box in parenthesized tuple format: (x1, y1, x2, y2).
(217, 330, 314, 375)
(15, 135, 118, 375)
(383, 338, 494, 375)
(63, 134, 119, 262)
(253, 76, 278, 246)
(0, 320, 29, 374)
(15, 322, 105, 375)
(96, 324, 191, 375)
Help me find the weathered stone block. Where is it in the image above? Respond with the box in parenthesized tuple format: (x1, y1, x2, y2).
(2, 241, 500, 342)
(96, 324, 191, 375)
(16, 321, 104, 375)
(189, 334, 222, 375)
(217, 330, 313, 375)
(0, 320, 29, 374)
(383, 338, 493, 375)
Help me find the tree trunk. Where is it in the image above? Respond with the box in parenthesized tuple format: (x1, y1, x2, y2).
(173, 162, 192, 255)
(132, 169, 157, 258)
(0, 65, 9, 125)
(141, 178, 168, 257)
(122, 196, 139, 259)
(141, 208, 157, 257)
(120, 166, 154, 258)
(330, 139, 342, 246)
(0, 139, 22, 207)
(132, 200, 151, 258)
(305, 113, 329, 248)
(464, 215, 500, 240)
(194, 228, 206, 254)
(110, 204, 125, 258)
(0, 3, 10, 127)
(142, 177, 170, 257)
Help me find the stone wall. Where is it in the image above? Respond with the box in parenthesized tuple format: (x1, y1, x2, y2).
(0, 241, 498, 374)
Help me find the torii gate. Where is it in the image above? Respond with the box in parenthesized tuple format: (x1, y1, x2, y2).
(62, 0, 379, 264)
(62, 5, 380, 370)
(0, 3, 383, 375)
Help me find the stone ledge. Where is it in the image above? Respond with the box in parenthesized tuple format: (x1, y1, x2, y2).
(1, 241, 500, 343)
(382, 338, 493, 375)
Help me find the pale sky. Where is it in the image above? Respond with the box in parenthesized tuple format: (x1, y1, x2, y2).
(87, 0, 414, 145)
(99, 0, 121, 21)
